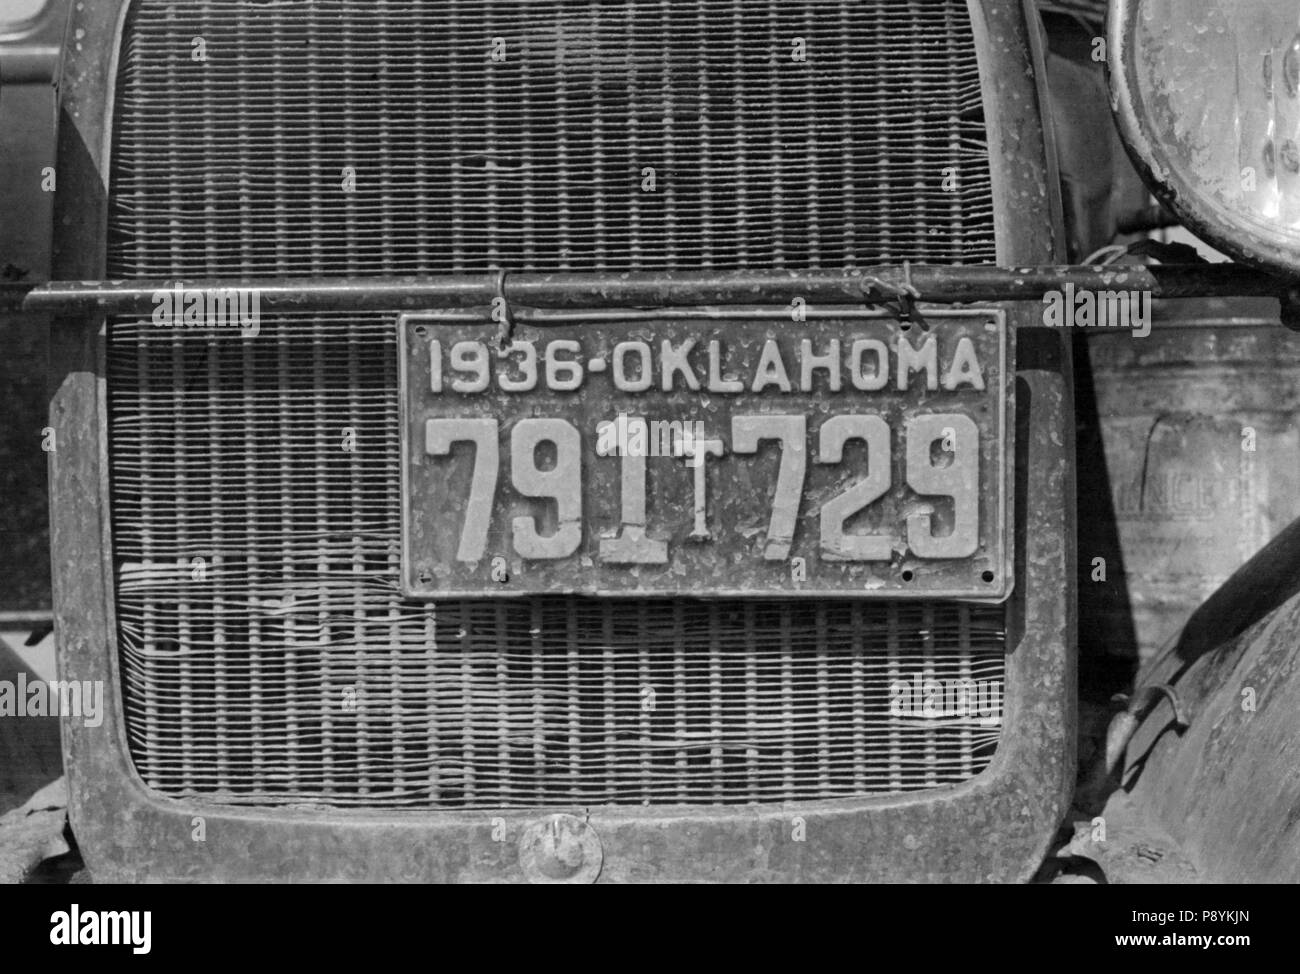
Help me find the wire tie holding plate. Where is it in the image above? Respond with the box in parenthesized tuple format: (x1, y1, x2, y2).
(861, 261, 926, 331)
(897, 260, 926, 329)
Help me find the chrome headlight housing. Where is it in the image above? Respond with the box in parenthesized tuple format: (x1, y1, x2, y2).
(1111, 0, 1300, 274)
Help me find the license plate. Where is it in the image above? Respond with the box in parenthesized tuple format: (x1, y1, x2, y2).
(399, 309, 1010, 599)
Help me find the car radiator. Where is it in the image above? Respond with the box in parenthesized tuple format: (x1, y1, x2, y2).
(105, 0, 1007, 809)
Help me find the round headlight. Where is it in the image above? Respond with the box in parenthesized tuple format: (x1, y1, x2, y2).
(1111, 0, 1300, 274)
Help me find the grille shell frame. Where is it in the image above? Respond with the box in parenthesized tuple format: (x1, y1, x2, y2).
(108, 0, 1013, 810)
(48, 0, 1075, 881)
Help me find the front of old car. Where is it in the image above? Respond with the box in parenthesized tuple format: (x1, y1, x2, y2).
(45, 0, 1074, 882)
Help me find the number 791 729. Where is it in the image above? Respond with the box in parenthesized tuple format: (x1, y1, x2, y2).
(424, 413, 979, 565)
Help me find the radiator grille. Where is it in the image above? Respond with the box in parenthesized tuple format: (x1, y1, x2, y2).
(106, 312, 1006, 808)
(109, 0, 997, 273)
(106, 0, 1007, 808)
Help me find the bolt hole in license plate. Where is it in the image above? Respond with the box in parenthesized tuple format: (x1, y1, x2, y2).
(400, 309, 1011, 600)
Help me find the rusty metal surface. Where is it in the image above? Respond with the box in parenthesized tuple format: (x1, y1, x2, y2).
(1079, 316, 1300, 661)
(3, 262, 1296, 318)
(1120, 586, 1300, 883)
(517, 814, 604, 884)
(1056, 792, 1202, 884)
(400, 310, 1011, 600)
(1085, 488, 1300, 881)
(48, 0, 1075, 881)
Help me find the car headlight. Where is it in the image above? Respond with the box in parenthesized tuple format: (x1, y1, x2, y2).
(1111, 0, 1300, 273)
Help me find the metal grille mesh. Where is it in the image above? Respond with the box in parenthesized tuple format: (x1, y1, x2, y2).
(106, 0, 1006, 808)
(109, 0, 997, 273)
(106, 313, 1006, 808)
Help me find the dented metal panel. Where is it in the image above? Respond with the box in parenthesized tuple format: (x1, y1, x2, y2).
(1123, 588, 1300, 883)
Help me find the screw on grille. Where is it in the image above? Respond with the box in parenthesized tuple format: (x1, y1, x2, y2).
(518, 814, 602, 885)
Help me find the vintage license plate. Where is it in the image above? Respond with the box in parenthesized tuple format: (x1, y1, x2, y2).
(399, 309, 1010, 599)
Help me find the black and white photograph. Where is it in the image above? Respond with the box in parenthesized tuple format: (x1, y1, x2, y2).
(0, 0, 1290, 938)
